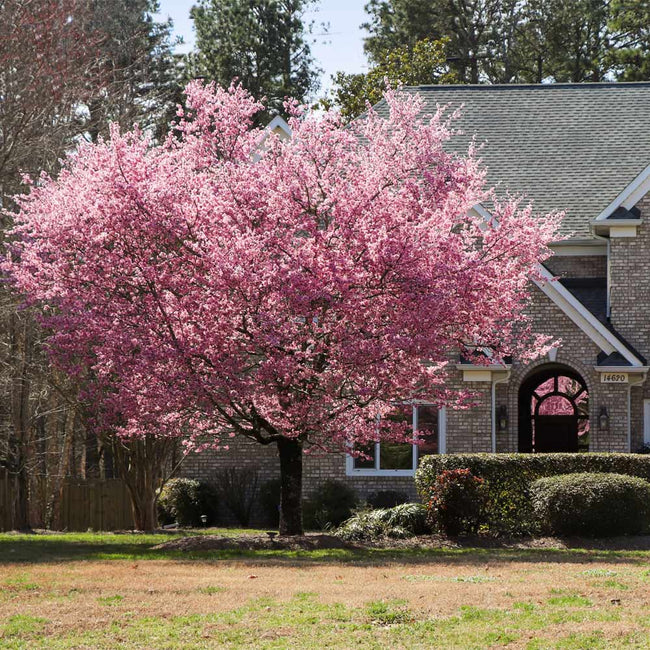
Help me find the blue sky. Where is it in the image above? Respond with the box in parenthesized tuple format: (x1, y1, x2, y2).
(156, 0, 369, 93)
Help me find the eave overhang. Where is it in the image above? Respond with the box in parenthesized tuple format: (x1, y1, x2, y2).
(472, 202, 646, 370)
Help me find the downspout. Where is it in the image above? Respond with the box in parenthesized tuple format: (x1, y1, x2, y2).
(627, 373, 647, 452)
(491, 371, 511, 453)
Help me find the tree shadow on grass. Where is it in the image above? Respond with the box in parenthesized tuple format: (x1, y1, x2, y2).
(2, 532, 650, 567)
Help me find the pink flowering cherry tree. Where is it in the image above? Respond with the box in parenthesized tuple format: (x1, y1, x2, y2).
(6, 82, 559, 534)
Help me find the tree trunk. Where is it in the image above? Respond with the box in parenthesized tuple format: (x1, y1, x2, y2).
(129, 482, 158, 531)
(277, 437, 303, 536)
(47, 407, 75, 529)
(14, 462, 30, 531)
(110, 436, 180, 531)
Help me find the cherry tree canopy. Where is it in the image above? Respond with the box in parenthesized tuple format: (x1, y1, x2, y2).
(6, 81, 559, 532)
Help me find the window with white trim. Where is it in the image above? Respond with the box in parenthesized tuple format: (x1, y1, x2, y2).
(643, 399, 650, 447)
(346, 405, 446, 476)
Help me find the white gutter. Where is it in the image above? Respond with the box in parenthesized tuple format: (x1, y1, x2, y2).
(593, 366, 650, 373)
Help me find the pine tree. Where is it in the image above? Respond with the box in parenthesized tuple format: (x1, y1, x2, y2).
(189, 0, 320, 118)
(86, 0, 182, 142)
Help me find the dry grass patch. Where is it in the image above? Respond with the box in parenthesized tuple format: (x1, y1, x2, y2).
(2, 532, 650, 647)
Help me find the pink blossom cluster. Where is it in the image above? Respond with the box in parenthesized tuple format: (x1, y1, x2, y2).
(5, 82, 560, 452)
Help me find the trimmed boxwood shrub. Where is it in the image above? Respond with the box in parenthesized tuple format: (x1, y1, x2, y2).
(158, 478, 219, 527)
(531, 472, 650, 537)
(416, 453, 650, 535)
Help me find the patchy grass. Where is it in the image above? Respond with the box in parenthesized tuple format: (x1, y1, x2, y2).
(2, 531, 650, 647)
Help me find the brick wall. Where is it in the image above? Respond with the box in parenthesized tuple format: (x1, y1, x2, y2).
(496, 283, 633, 453)
(545, 255, 607, 279)
(608, 193, 650, 452)
(609, 194, 650, 355)
(179, 436, 418, 526)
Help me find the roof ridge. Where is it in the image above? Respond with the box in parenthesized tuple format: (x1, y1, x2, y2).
(407, 81, 650, 91)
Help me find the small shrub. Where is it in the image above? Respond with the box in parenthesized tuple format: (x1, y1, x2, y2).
(426, 468, 486, 536)
(158, 478, 218, 527)
(335, 509, 393, 541)
(215, 467, 260, 526)
(385, 502, 429, 535)
(336, 503, 429, 541)
(531, 472, 650, 537)
(259, 478, 282, 527)
(366, 490, 410, 509)
(303, 480, 358, 530)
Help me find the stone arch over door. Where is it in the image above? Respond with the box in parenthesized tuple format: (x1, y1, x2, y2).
(517, 363, 590, 453)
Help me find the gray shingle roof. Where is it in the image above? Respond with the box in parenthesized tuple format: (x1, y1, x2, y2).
(376, 83, 650, 238)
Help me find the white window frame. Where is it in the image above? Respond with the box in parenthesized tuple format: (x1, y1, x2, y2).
(346, 405, 447, 477)
(643, 399, 650, 446)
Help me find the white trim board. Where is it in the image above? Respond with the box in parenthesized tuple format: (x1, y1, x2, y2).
(593, 366, 649, 373)
(534, 265, 644, 367)
(345, 406, 447, 477)
(644, 399, 650, 446)
(265, 115, 292, 139)
(470, 202, 644, 368)
(593, 163, 650, 222)
(549, 241, 607, 256)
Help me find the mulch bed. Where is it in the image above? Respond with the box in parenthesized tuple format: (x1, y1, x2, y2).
(153, 533, 359, 551)
(152, 532, 650, 553)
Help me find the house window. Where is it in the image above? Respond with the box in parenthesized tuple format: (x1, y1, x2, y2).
(643, 399, 650, 448)
(346, 405, 446, 476)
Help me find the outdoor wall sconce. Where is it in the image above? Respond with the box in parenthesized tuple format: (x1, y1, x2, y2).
(497, 405, 508, 432)
(598, 406, 610, 431)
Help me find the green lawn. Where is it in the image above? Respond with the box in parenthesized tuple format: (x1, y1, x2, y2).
(2, 530, 650, 648)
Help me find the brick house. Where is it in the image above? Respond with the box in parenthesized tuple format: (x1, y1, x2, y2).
(181, 82, 650, 512)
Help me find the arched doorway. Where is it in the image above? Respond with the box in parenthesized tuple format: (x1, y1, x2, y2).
(518, 364, 589, 453)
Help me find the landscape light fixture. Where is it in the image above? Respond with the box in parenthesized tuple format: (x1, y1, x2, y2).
(598, 406, 610, 431)
(497, 405, 508, 432)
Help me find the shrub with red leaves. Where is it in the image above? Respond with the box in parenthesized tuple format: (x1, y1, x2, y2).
(426, 468, 486, 536)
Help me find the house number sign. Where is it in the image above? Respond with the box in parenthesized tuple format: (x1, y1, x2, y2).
(601, 373, 628, 384)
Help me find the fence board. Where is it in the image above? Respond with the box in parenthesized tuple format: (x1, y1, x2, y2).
(0, 469, 17, 532)
(0, 476, 136, 531)
(59, 479, 135, 531)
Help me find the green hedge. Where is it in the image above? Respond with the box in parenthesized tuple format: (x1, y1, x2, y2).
(531, 473, 650, 537)
(416, 453, 650, 535)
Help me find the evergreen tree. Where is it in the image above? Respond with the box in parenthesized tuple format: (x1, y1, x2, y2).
(363, 0, 523, 84)
(189, 0, 320, 117)
(327, 38, 455, 122)
(363, 0, 650, 84)
(86, 0, 182, 142)
(609, 0, 650, 81)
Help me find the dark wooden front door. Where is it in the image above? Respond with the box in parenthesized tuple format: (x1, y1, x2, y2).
(534, 415, 579, 453)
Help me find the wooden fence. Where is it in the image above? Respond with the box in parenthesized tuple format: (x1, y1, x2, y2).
(0, 469, 18, 532)
(0, 473, 135, 531)
(59, 479, 135, 531)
